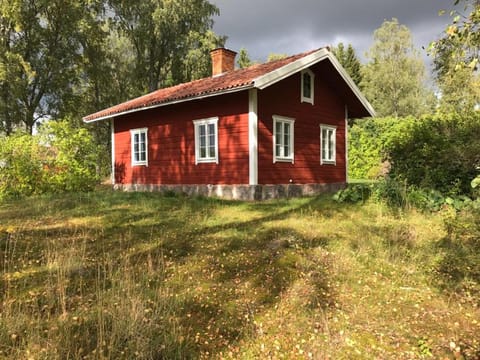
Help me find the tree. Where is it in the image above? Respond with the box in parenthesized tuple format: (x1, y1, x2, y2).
(108, 0, 224, 94)
(361, 18, 434, 117)
(237, 47, 253, 69)
(267, 53, 288, 62)
(430, 0, 480, 113)
(0, 0, 105, 134)
(332, 43, 363, 88)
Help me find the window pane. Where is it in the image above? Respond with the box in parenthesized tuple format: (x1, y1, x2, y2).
(329, 130, 335, 161)
(321, 129, 327, 160)
(276, 144, 281, 157)
(275, 132, 282, 148)
(275, 122, 282, 136)
(209, 133, 215, 148)
(303, 73, 311, 98)
(200, 147, 206, 158)
(208, 123, 215, 135)
(209, 146, 215, 158)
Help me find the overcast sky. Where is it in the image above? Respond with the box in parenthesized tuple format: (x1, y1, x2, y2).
(211, 0, 460, 73)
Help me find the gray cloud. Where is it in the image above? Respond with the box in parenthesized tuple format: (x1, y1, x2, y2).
(211, 0, 458, 67)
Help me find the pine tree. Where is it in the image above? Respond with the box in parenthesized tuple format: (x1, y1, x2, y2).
(332, 43, 363, 88)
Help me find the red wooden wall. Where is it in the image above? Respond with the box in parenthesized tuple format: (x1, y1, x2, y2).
(113, 91, 250, 185)
(257, 62, 347, 185)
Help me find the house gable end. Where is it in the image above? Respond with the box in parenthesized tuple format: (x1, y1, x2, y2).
(253, 49, 375, 118)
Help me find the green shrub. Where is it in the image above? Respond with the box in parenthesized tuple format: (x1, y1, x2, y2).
(349, 113, 480, 198)
(435, 204, 480, 303)
(40, 120, 100, 192)
(348, 116, 418, 180)
(0, 120, 100, 200)
(333, 183, 373, 203)
(385, 113, 480, 196)
(0, 133, 48, 199)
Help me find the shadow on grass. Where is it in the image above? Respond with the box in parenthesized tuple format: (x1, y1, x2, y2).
(0, 191, 342, 358)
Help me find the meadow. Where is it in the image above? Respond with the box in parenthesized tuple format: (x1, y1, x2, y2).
(0, 190, 479, 359)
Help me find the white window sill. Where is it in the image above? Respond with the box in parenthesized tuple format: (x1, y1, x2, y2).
(321, 160, 336, 165)
(301, 97, 314, 105)
(196, 158, 218, 164)
(274, 157, 294, 163)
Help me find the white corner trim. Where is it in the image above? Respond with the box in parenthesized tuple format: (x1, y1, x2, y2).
(248, 89, 258, 185)
(111, 118, 115, 185)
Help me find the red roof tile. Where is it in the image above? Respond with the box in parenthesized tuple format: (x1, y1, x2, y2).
(83, 49, 320, 122)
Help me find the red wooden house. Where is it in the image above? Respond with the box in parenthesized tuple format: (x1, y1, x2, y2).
(83, 47, 374, 200)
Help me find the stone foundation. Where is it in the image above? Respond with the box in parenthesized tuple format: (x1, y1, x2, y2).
(113, 183, 346, 201)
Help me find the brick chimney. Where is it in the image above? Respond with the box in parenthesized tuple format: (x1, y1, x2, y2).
(210, 48, 237, 76)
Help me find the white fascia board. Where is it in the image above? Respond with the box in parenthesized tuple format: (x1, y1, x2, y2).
(253, 48, 376, 118)
(327, 53, 376, 117)
(83, 84, 254, 123)
(253, 48, 330, 90)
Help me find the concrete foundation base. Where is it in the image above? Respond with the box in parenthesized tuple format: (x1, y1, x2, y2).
(113, 183, 346, 201)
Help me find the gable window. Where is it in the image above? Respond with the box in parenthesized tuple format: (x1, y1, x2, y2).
(273, 115, 295, 163)
(301, 69, 314, 104)
(130, 128, 148, 166)
(193, 117, 219, 164)
(320, 124, 336, 165)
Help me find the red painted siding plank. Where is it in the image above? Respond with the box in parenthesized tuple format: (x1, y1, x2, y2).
(114, 92, 249, 185)
(257, 62, 347, 185)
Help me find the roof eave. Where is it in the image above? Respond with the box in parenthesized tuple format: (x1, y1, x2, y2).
(83, 83, 255, 123)
(327, 53, 376, 118)
(84, 48, 375, 123)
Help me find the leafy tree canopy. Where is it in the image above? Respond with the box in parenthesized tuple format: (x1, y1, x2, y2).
(430, 0, 480, 113)
(237, 47, 253, 69)
(361, 18, 434, 117)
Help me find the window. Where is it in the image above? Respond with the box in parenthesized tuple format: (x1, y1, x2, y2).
(193, 117, 219, 164)
(320, 125, 336, 165)
(130, 128, 148, 166)
(273, 115, 295, 163)
(301, 69, 314, 104)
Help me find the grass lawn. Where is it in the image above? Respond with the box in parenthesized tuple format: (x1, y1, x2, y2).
(0, 190, 479, 359)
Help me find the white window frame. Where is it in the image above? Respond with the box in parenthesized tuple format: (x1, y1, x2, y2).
(193, 117, 219, 164)
(273, 115, 295, 163)
(320, 124, 336, 165)
(301, 69, 315, 105)
(130, 127, 148, 166)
